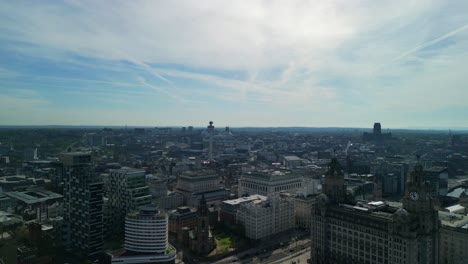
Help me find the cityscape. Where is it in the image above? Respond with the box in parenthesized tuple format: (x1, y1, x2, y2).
(0, 122, 467, 264)
(1, 1, 468, 264)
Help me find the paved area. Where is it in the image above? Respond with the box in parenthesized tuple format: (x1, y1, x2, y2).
(214, 237, 310, 264)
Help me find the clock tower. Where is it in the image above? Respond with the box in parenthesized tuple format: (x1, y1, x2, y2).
(402, 163, 440, 264)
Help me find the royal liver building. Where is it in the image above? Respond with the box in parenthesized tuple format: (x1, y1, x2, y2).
(310, 158, 439, 264)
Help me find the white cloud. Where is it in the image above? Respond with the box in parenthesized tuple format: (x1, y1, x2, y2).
(1, 0, 468, 126)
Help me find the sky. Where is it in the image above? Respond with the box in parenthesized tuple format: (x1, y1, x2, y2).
(1, 0, 468, 128)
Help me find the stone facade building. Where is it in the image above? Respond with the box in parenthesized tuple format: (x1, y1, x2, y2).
(238, 170, 303, 197)
(237, 193, 295, 240)
(310, 158, 439, 264)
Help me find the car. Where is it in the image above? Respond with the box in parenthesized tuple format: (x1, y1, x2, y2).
(232, 257, 238, 262)
(289, 248, 295, 252)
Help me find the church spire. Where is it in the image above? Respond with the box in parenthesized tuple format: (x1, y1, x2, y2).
(198, 194, 208, 216)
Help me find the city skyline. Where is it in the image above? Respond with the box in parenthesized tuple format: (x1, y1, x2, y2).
(1, 1, 468, 128)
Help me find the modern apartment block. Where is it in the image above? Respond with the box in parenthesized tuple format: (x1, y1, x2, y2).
(237, 193, 295, 240)
(108, 167, 152, 233)
(110, 206, 176, 264)
(60, 151, 103, 257)
(310, 158, 439, 264)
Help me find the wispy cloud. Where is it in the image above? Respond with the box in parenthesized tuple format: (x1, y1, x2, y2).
(1, 0, 468, 126)
(374, 23, 468, 73)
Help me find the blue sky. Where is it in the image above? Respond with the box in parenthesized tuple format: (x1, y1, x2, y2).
(1, 0, 468, 128)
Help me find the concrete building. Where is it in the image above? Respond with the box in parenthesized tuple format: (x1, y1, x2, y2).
(439, 211, 468, 264)
(155, 192, 184, 210)
(220, 194, 267, 228)
(0, 192, 14, 212)
(175, 169, 225, 206)
(294, 194, 317, 230)
(176, 169, 220, 194)
(110, 206, 176, 264)
(5, 189, 62, 223)
(282, 155, 302, 168)
(168, 206, 198, 237)
(60, 152, 103, 257)
(146, 175, 168, 199)
(426, 167, 448, 196)
(310, 158, 440, 264)
(237, 193, 295, 240)
(108, 168, 152, 233)
(238, 170, 303, 197)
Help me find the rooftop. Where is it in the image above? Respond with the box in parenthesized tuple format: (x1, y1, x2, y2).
(244, 170, 303, 181)
(5, 189, 62, 204)
(223, 194, 268, 206)
(439, 211, 468, 228)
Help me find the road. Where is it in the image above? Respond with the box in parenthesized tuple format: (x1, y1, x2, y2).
(214, 238, 311, 264)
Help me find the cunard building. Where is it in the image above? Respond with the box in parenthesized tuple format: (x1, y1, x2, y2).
(310, 158, 439, 264)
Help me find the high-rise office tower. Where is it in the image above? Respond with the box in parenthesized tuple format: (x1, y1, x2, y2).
(60, 152, 103, 257)
(108, 167, 152, 233)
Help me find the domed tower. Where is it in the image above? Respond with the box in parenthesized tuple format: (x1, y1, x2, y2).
(322, 158, 347, 204)
(402, 163, 440, 264)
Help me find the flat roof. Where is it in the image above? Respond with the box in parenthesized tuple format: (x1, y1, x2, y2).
(223, 194, 268, 205)
(445, 204, 465, 213)
(439, 211, 468, 228)
(244, 170, 303, 181)
(6, 189, 62, 204)
(283, 155, 301, 161)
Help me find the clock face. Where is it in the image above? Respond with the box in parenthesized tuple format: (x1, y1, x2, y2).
(410, 191, 419, 201)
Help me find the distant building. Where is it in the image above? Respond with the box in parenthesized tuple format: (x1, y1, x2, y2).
(425, 167, 448, 196)
(281, 155, 302, 168)
(0, 192, 14, 212)
(237, 193, 295, 240)
(23, 148, 38, 161)
(110, 206, 176, 264)
(363, 122, 393, 141)
(85, 133, 106, 147)
(60, 152, 103, 257)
